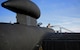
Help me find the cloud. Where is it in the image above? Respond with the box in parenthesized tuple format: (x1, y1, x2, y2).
(52, 16, 80, 32)
(39, 16, 80, 32)
(70, 27, 80, 32)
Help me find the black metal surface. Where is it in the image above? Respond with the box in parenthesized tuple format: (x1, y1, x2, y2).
(0, 23, 54, 50)
(42, 33, 80, 50)
(0, 23, 80, 50)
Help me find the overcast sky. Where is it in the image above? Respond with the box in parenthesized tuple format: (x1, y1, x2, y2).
(0, 0, 80, 32)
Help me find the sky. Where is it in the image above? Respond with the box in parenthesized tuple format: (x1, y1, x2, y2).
(0, 0, 80, 32)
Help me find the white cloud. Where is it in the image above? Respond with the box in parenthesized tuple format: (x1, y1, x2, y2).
(39, 16, 80, 32)
(54, 16, 80, 32)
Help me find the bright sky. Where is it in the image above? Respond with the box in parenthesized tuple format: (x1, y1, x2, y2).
(0, 0, 80, 32)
